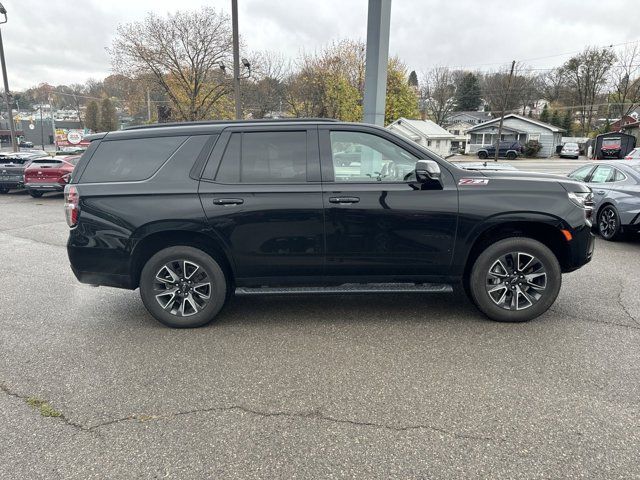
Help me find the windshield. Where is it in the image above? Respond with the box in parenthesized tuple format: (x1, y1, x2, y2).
(564, 143, 578, 148)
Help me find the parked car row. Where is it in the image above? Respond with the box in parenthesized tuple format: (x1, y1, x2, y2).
(0, 151, 79, 197)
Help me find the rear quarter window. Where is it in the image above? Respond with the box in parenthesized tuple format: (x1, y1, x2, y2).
(79, 136, 187, 183)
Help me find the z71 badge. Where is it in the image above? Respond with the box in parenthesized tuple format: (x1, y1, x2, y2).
(458, 178, 489, 185)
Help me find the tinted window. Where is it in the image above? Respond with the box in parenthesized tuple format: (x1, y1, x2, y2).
(330, 131, 418, 182)
(81, 136, 186, 183)
(215, 131, 307, 183)
(31, 159, 63, 165)
(568, 166, 593, 182)
(590, 165, 614, 183)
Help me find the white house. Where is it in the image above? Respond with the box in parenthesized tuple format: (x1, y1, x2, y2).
(466, 114, 564, 157)
(386, 118, 455, 157)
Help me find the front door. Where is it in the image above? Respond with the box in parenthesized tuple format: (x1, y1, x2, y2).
(319, 126, 458, 278)
(199, 127, 324, 281)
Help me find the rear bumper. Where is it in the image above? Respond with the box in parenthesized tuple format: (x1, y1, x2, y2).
(25, 182, 65, 192)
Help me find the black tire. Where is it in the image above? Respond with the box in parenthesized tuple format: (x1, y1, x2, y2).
(29, 190, 44, 198)
(506, 151, 517, 160)
(597, 205, 622, 241)
(0, 187, 9, 194)
(468, 237, 561, 322)
(478, 151, 488, 159)
(139, 246, 228, 328)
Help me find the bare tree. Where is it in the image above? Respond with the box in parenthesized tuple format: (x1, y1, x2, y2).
(610, 43, 640, 118)
(539, 68, 567, 104)
(420, 67, 455, 125)
(109, 7, 233, 121)
(561, 47, 616, 134)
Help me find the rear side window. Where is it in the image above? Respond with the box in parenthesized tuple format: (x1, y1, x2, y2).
(80, 136, 186, 183)
(568, 165, 593, 182)
(215, 131, 307, 183)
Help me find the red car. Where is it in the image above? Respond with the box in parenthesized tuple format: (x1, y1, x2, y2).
(24, 156, 80, 198)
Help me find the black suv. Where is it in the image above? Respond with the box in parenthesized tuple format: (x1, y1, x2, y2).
(477, 141, 524, 160)
(65, 119, 594, 328)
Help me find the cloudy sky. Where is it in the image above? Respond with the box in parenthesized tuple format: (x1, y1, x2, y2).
(5, 0, 639, 90)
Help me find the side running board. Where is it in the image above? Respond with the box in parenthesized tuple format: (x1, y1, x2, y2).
(235, 283, 453, 296)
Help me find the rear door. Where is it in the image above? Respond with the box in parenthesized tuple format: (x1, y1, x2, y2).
(319, 125, 458, 278)
(198, 126, 324, 281)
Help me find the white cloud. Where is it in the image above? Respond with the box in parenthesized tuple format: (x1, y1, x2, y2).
(2, 0, 638, 90)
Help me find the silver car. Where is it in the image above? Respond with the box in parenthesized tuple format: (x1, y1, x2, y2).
(568, 161, 640, 240)
(560, 142, 580, 159)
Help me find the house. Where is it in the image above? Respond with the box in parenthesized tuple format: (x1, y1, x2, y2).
(445, 120, 474, 153)
(621, 120, 640, 145)
(445, 111, 492, 126)
(466, 114, 564, 157)
(610, 115, 638, 132)
(386, 118, 455, 157)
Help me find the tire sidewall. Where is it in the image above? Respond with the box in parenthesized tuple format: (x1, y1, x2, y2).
(139, 246, 227, 328)
(469, 238, 561, 322)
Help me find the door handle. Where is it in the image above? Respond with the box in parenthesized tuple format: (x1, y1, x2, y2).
(595, 190, 605, 195)
(213, 198, 244, 206)
(329, 196, 360, 204)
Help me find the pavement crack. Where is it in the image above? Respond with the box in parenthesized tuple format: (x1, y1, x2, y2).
(550, 308, 640, 330)
(617, 285, 640, 327)
(86, 404, 496, 441)
(0, 383, 88, 434)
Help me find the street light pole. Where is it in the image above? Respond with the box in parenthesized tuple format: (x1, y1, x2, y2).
(231, 0, 241, 120)
(0, 4, 17, 152)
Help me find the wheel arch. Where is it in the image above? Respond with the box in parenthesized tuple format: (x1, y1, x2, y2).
(462, 219, 572, 283)
(129, 229, 235, 290)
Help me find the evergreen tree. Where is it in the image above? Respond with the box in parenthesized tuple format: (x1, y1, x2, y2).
(454, 72, 482, 111)
(408, 70, 418, 88)
(99, 98, 119, 132)
(527, 109, 533, 118)
(562, 109, 573, 134)
(550, 109, 560, 127)
(539, 103, 550, 123)
(85, 101, 100, 132)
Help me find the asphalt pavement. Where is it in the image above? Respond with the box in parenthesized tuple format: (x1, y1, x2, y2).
(1, 187, 639, 479)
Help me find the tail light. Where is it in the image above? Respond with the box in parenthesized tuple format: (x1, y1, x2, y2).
(64, 185, 79, 227)
(624, 156, 631, 160)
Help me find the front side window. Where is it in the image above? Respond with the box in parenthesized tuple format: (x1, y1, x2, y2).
(330, 131, 418, 183)
(590, 165, 614, 183)
(216, 131, 307, 183)
(568, 165, 593, 182)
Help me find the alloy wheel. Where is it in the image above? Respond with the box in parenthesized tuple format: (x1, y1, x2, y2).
(485, 252, 547, 311)
(153, 260, 212, 317)
(599, 207, 618, 239)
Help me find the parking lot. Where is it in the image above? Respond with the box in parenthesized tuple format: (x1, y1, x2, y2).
(1, 168, 639, 478)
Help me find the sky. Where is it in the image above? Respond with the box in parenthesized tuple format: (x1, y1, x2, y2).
(4, 0, 640, 91)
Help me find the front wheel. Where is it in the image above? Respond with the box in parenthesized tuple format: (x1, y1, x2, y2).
(506, 151, 517, 160)
(598, 205, 621, 241)
(139, 246, 228, 328)
(0, 187, 9, 194)
(478, 151, 488, 159)
(468, 238, 561, 322)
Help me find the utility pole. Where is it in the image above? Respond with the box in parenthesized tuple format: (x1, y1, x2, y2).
(231, 0, 241, 119)
(494, 60, 516, 162)
(363, 0, 392, 126)
(0, 4, 17, 152)
(146, 88, 151, 122)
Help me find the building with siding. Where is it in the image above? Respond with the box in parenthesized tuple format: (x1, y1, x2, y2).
(466, 114, 564, 158)
(386, 118, 455, 157)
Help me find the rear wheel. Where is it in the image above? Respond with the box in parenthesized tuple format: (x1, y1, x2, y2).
(28, 190, 43, 198)
(506, 151, 517, 160)
(468, 238, 561, 322)
(598, 205, 621, 241)
(139, 246, 228, 328)
(0, 187, 9, 194)
(478, 151, 488, 159)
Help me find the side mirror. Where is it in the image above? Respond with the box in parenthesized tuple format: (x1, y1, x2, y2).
(415, 159, 441, 183)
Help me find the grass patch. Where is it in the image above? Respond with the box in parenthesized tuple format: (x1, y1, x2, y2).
(26, 396, 62, 417)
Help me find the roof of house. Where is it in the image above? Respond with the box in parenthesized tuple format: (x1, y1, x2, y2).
(387, 118, 455, 139)
(447, 111, 493, 121)
(466, 113, 564, 133)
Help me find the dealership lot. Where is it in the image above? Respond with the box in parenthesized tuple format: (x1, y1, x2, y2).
(1, 184, 639, 479)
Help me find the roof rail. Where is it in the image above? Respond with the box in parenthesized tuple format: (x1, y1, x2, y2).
(123, 118, 339, 130)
